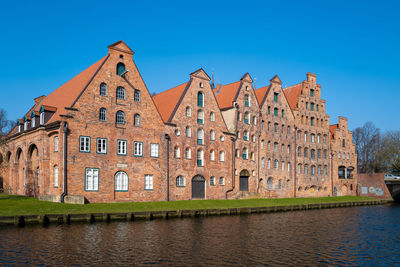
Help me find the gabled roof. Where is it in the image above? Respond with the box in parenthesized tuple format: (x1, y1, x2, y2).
(255, 85, 270, 106)
(329, 124, 339, 139)
(213, 81, 241, 109)
(108, 40, 134, 55)
(283, 83, 302, 110)
(152, 82, 189, 123)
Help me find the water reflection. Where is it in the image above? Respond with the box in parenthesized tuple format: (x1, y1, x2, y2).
(1, 205, 400, 266)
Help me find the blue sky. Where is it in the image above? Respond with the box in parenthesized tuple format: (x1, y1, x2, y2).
(0, 0, 399, 131)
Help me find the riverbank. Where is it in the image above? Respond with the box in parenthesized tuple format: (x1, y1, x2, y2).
(0, 194, 393, 226)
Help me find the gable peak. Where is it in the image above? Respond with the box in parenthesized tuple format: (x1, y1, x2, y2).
(270, 75, 282, 85)
(108, 40, 134, 55)
(190, 68, 211, 81)
(240, 72, 253, 83)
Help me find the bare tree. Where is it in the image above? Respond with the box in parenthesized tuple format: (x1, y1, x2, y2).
(0, 109, 14, 140)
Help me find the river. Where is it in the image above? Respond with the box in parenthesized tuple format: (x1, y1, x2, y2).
(1, 204, 400, 266)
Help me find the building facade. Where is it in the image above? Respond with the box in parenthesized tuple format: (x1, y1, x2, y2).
(0, 41, 357, 203)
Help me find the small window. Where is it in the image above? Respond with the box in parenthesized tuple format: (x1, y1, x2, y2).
(134, 89, 141, 102)
(40, 112, 44, 125)
(242, 148, 248, 160)
(174, 146, 181, 158)
(185, 148, 191, 159)
(116, 111, 126, 124)
(99, 108, 107, 121)
(197, 110, 204, 124)
(261, 157, 265, 168)
(274, 108, 278, 117)
(116, 63, 126, 76)
(85, 168, 99, 191)
(199, 82, 203, 88)
(97, 138, 107, 154)
(197, 92, 204, 107)
(244, 112, 250, 124)
(244, 130, 249, 141)
(100, 83, 107, 96)
(281, 110, 284, 118)
(310, 103, 314, 111)
(176, 175, 186, 187)
(250, 152, 255, 161)
(150, 143, 159, 158)
(134, 114, 140, 127)
(311, 149, 315, 159)
(145, 175, 153, 190)
(54, 165, 59, 188)
(274, 92, 278, 102)
(186, 126, 191, 137)
(210, 176, 216, 186)
(274, 159, 278, 170)
(134, 142, 143, 157)
(175, 129, 180, 136)
(115, 171, 128, 191)
(311, 134, 315, 143)
(287, 162, 291, 172)
(117, 140, 127, 155)
(297, 164, 302, 174)
(210, 130, 215, 141)
(252, 135, 255, 143)
(79, 136, 90, 152)
(219, 151, 225, 162)
(235, 149, 240, 158)
(253, 116, 257, 125)
(310, 117, 314, 126)
(245, 94, 250, 107)
(219, 177, 225, 186)
(210, 112, 215, 122)
(220, 135, 225, 141)
(304, 148, 308, 157)
(297, 146, 301, 157)
(210, 150, 215, 161)
(267, 106, 271, 115)
(54, 136, 59, 152)
(186, 107, 191, 117)
(116, 87, 126, 100)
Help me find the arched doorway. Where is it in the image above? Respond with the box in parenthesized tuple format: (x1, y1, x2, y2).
(239, 170, 250, 191)
(192, 175, 205, 199)
(27, 144, 39, 197)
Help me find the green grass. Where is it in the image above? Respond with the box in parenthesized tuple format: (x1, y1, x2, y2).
(0, 194, 374, 216)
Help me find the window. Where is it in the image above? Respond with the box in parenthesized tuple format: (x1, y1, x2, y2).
(274, 92, 278, 102)
(297, 130, 301, 140)
(261, 157, 265, 168)
(210, 176, 216, 186)
(342, 139, 346, 147)
(311, 134, 315, 143)
(324, 165, 328, 175)
(244, 131, 249, 141)
(288, 162, 291, 172)
(287, 145, 290, 154)
(237, 131, 241, 139)
(338, 152, 341, 159)
(252, 135, 255, 143)
(97, 138, 107, 154)
(210, 130, 215, 141)
(145, 175, 153, 190)
(304, 165, 309, 174)
(268, 159, 271, 169)
(311, 165, 316, 175)
(317, 105, 319, 111)
(306, 102, 308, 109)
(311, 149, 315, 159)
(117, 140, 127, 155)
(54, 166, 59, 188)
(220, 135, 225, 141)
(281, 144, 284, 153)
(134, 89, 141, 102)
(210, 150, 215, 161)
(267, 178, 273, 190)
(298, 164, 302, 174)
(31, 116, 36, 128)
(274, 159, 278, 170)
(197, 110, 204, 124)
(323, 135, 327, 144)
(134, 114, 140, 127)
(253, 116, 257, 125)
(186, 126, 191, 137)
(176, 176, 185, 187)
(116, 63, 126, 76)
(115, 171, 128, 191)
(54, 136, 59, 152)
(174, 146, 181, 158)
(281, 125, 285, 134)
(310, 117, 314, 126)
(281, 162, 285, 171)
(197, 92, 204, 107)
(268, 122, 271, 132)
(150, 143, 159, 158)
(185, 148, 191, 159)
(79, 136, 90, 152)
(317, 149, 321, 159)
(242, 148, 248, 160)
(310, 103, 314, 111)
(134, 142, 143, 157)
(186, 107, 191, 117)
(297, 147, 301, 157)
(244, 112, 250, 124)
(235, 149, 240, 158)
(85, 168, 99, 191)
(219, 151, 225, 162)
(261, 140, 264, 149)
(100, 83, 107, 96)
(116, 111, 126, 124)
(197, 128, 204, 145)
(310, 89, 314, 97)
(287, 126, 290, 135)
(304, 133, 307, 142)
(268, 106, 271, 115)
(274, 142, 278, 152)
(238, 112, 242, 121)
(197, 149, 204, 166)
(219, 177, 225, 185)
(281, 110, 284, 118)
(175, 129, 180, 136)
(245, 94, 250, 107)
(323, 150, 327, 159)
(116, 87, 125, 100)
(40, 112, 44, 125)
(274, 108, 278, 117)
(318, 165, 322, 175)
(274, 123, 278, 133)
(317, 135, 320, 144)
(99, 108, 107, 121)
(24, 121, 28, 131)
(304, 148, 308, 157)
(210, 112, 215, 122)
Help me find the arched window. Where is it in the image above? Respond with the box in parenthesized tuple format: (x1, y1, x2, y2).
(186, 107, 191, 117)
(274, 108, 278, 117)
(197, 92, 204, 107)
(274, 142, 278, 152)
(197, 128, 204, 145)
(219, 151, 225, 162)
(185, 148, 191, 159)
(324, 149, 327, 159)
(134, 114, 140, 126)
(115, 171, 128, 191)
(267, 178, 273, 190)
(176, 175, 185, 187)
(304, 148, 308, 157)
(268, 158, 271, 169)
(324, 165, 328, 175)
(242, 148, 248, 159)
(174, 146, 181, 158)
(134, 89, 140, 102)
(244, 94, 250, 107)
(116, 111, 126, 124)
(197, 149, 204, 166)
(186, 126, 191, 137)
(281, 161, 285, 171)
(244, 112, 250, 124)
(210, 176, 216, 186)
(235, 149, 240, 158)
(100, 83, 107, 96)
(54, 165, 59, 188)
(311, 134, 315, 143)
(304, 164, 309, 174)
(318, 165, 322, 175)
(210, 112, 215, 122)
(311, 149, 315, 159)
(197, 110, 204, 124)
(267, 141, 271, 151)
(317, 149, 321, 159)
(298, 164, 302, 174)
(287, 126, 290, 134)
(317, 134, 320, 144)
(323, 135, 327, 144)
(287, 145, 290, 154)
(210, 130, 215, 141)
(261, 157, 265, 168)
(210, 150, 215, 161)
(297, 130, 301, 140)
(99, 108, 107, 121)
(311, 165, 316, 175)
(310, 89, 314, 97)
(116, 86, 125, 100)
(116, 63, 126, 76)
(274, 159, 279, 170)
(261, 140, 264, 149)
(297, 147, 302, 157)
(287, 162, 291, 172)
(342, 139, 346, 147)
(244, 130, 249, 141)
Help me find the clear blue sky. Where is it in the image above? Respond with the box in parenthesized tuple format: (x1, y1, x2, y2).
(0, 0, 399, 131)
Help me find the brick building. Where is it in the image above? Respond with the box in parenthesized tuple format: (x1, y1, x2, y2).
(0, 41, 358, 203)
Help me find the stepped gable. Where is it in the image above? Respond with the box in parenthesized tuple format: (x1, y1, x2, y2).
(283, 83, 302, 110)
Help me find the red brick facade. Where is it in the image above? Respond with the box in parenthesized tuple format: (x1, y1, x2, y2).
(0, 41, 358, 203)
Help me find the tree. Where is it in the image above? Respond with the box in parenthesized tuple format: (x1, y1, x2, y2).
(0, 108, 14, 140)
(380, 131, 400, 174)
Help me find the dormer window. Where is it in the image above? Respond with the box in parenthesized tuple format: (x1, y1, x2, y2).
(24, 121, 28, 131)
(17, 122, 22, 133)
(40, 111, 44, 125)
(116, 63, 126, 76)
(31, 117, 35, 128)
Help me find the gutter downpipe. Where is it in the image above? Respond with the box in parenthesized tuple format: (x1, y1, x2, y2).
(165, 134, 171, 201)
(60, 122, 68, 203)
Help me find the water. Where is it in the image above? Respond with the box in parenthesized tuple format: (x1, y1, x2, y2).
(1, 204, 400, 266)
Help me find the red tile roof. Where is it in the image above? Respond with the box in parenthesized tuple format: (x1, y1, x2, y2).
(152, 82, 189, 123)
(213, 81, 241, 109)
(254, 85, 270, 106)
(283, 83, 302, 110)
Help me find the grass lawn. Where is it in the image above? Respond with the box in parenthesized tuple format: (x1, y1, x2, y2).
(0, 194, 374, 216)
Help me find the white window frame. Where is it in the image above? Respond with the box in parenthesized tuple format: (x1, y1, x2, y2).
(85, 168, 99, 191)
(219, 151, 225, 162)
(150, 143, 159, 158)
(115, 171, 128, 191)
(145, 175, 153, 190)
(185, 148, 191, 159)
(210, 130, 215, 141)
(219, 177, 225, 185)
(79, 136, 91, 152)
(40, 112, 44, 125)
(210, 176, 216, 186)
(210, 150, 215, 161)
(176, 175, 186, 187)
(134, 142, 143, 157)
(117, 140, 127, 155)
(97, 138, 107, 154)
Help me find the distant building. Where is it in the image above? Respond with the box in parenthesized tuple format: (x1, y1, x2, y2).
(0, 41, 357, 203)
